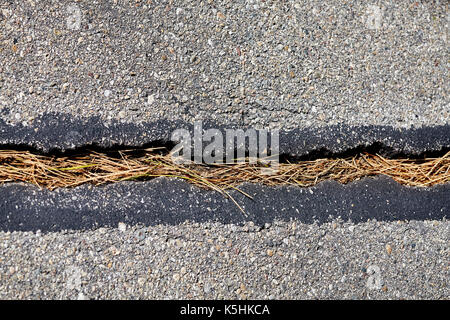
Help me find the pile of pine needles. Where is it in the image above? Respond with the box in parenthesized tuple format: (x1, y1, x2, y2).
(0, 149, 448, 191)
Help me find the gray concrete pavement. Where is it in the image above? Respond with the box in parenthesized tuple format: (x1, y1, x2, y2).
(0, 0, 448, 131)
(1, 219, 448, 300)
(0, 0, 449, 300)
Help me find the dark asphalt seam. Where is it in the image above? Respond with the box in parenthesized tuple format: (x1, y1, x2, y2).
(0, 113, 448, 232)
(0, 113, 449, 155)
(0, 176, 448, 232)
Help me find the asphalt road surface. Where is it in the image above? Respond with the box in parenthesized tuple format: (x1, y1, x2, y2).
(0, 0, 448, 299)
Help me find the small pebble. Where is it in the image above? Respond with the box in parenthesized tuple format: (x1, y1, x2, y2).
(386, 244, 392, 255)
(147, 94, 155, 105)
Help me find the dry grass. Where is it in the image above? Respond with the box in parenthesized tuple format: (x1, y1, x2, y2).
(0, 149, 448, 191)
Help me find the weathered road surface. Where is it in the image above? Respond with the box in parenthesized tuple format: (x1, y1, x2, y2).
(1, 220, 448, 300)
(0, 0, 448, 299)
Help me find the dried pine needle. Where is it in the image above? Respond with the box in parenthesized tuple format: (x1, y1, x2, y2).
(0, 150, 448, 191)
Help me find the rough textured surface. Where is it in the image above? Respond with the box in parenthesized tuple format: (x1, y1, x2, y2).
(0, 219, 448, 300)
(0, 114, 449, 155)
(0, 0, 449, 301)
(0, 0, 448, 132)
(0, 176, 449, 232)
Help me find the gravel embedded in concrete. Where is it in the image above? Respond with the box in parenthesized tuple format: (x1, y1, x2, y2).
(0, 0, 448, 301)
(0, 0, 448, 129)
(0, 220, 448, 299)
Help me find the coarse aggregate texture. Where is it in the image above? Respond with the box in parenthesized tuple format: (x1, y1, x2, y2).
(1, 0, 449, 301)
(0, 219, 448, 300)
(0, 0, 448, 131)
